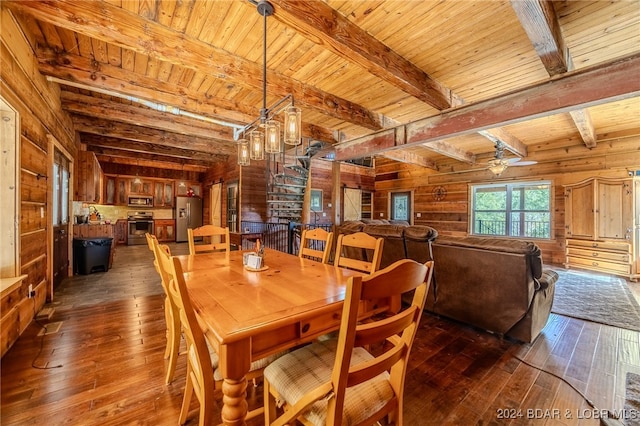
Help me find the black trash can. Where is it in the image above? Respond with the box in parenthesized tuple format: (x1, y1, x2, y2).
(73, 237, 113, 275)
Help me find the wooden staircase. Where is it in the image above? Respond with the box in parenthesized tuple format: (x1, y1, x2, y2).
(267, 141, 324, 223)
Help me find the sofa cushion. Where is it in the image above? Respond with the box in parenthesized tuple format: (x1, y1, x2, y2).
(362, 224, 406, 269)
(404, 225, 439, 263)
(434, 236, 542, 279)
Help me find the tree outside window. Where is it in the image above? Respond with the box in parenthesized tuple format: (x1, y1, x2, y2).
(471, 181, 551, 239)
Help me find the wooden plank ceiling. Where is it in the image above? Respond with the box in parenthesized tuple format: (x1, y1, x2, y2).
(4, 0, 640, 173)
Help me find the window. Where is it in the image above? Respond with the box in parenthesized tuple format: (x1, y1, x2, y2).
(226, 182, 238, 232)
(391, 191, 411, 222)
(471, 181, 551, 239)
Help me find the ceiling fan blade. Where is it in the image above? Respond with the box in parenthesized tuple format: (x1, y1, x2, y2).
(510, 160, 538, 166)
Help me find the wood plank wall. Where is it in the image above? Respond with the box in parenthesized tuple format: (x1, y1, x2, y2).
(374, 142, 640, 265)
(1, 5, 77, 352)
(308, 159, 376, 225)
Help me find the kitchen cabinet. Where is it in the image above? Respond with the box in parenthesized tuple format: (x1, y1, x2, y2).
(114, 219, 128, 245)
(74, 151, 102, 203)
(564, 177, 638, 280)
(129, 179, 153, 196)
(155, 219, 175, 242)
(176, 182, 202, 197)
(103, 176, 129, 206)
(154, 181, 174, 207)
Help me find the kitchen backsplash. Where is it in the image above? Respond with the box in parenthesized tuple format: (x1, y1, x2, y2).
(72, 202, 174, 221)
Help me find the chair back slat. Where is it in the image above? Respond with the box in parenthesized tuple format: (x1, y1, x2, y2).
(334, 231, 384, 274)
(299, 228, 334, 264)
(188, 225, 231, 255)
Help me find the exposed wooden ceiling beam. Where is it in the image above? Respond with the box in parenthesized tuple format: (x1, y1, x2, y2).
(510, 0, 568, 76)
(71, 115, 236, 157)
(568, 109, 597, 149)
(478, 128, 528, 157)
(512, 0, 597, 148)
(380, 150, 438, 170)
(269, 0, 461, 111)
(5, 0, 385, 130)
(81, 134, 226, 164)
(93, 151, 210, 173)
(422, 141, 476, 164)
(61, 91, 234, 141)
(334, 53, 640, 160)
(37, 48, 338, 144)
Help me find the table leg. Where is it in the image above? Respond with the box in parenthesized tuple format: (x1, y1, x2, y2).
(219, 340, 251, 425)
(221, 377, 248, 426)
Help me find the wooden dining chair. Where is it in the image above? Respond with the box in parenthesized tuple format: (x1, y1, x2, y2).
(263, 259, 434, 426)
(153, 240, 283, 425)
(187, 225, 231, 255)
(146, 233, 181, 384)
(299, 228, 334, 264)
(334, 231, 384, 274)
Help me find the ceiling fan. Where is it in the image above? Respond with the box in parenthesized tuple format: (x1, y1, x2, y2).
(486, 141, 537, 176)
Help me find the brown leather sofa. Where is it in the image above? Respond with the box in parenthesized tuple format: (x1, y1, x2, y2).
(429, 236, 557, 343)
(335, 221, 557, 343)
(335, 220, 438, 268)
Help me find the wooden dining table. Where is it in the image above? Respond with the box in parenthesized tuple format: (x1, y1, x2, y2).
(175, 248, 367, 426)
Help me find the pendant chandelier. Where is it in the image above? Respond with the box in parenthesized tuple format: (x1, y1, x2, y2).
(235, 0, 302, 166)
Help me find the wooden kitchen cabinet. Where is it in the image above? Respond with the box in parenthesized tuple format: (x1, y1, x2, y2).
(176, 182, 202, 197)
(104, 175, 129, 206)
(154, 181, 174, 207)
(129, 179, 153, 196)
(564, 177, 638, 280)
(154, 219, 175, 242)
(114, 219, 128, 245)
(74, 151, 102, 203)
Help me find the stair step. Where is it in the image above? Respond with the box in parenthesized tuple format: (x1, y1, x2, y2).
(272, 182, 306, 190)
(267, 200, 302, 204)
(268, 192, 304, 198)
(283, 165, 309, 175)
(274, 173, 307, 182)
(270, 206, 302, 212)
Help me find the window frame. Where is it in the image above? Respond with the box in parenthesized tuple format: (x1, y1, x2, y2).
(469, 180, 553, 240)
(390, 191, 412, 223)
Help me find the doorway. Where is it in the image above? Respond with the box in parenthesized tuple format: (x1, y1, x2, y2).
(52, 148, 70, 289)
(210, 182, 222, 227)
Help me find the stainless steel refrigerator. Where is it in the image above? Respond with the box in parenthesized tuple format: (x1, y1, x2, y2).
(175, 196, 203, 242)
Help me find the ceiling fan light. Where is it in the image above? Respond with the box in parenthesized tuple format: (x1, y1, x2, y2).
(237, 138, 250, 166)
(264, 120, 281, 153)
(487, 158, 509, 176)
(283, 105, 302, 145)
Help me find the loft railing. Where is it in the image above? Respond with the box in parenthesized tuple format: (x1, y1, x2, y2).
(475, 220, 550, 239)
(240, 221, 333, 254)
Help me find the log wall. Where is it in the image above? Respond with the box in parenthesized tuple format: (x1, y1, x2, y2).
(374, 138, 640, 265)
(1, 5, 78, 355)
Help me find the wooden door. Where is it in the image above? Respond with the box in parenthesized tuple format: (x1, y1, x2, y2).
(597, 179, 633, 240)
(210, 183, 222, 226)
(565, 180, 595, 239)
(343, 188, 362, 221)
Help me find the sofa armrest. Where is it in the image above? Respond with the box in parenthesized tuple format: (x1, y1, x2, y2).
(536, 268, 559, 291)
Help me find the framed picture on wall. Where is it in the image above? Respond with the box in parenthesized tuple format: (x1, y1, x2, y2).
(310, 189, 323, 212)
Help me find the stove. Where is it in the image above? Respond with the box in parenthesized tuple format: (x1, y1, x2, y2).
(127, 211, 154, 245)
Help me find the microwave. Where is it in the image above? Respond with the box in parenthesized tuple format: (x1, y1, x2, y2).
(128, 196, 153, 207)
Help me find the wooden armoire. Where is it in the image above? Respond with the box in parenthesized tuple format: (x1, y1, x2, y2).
(564, 177, 639, 280)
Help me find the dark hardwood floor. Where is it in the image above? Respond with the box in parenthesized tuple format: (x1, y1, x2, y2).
(2, 244, 639, 425)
